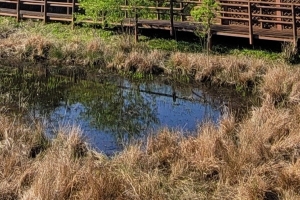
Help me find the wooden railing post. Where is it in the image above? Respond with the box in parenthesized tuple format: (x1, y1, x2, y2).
(180, 1, 184, 21)
(72, 0, 75, 29)
(292, 4, 297, 46)
(135, 8, 138, 43)
(276, 0, 282, 30)
(44, 0, 47, 24)
(67, 0, 70, 15)
(170, 0, 174, 37)
(16, 0, 20, 22)
(156, 1, 160, 20)
(125, 0, 128, 18)
(248, 1, 253, 45)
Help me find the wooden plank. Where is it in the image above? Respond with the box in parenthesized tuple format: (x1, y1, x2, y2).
(256, 19, 293, 25)
(0, 12, 17, 17)
(0, 0, 17, 3)
(22, 15, 44, 19)
(20, 10, 43, 16)
(49, 17, 72, 21)
(0, 8, 17, 13)
(252, 13, 292, 19)
(47, 13, 72, 18)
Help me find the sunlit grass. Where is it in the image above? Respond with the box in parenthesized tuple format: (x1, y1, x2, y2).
(229, 48, 280, 60)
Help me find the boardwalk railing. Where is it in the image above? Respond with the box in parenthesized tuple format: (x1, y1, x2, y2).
(0, 0, 299, 44)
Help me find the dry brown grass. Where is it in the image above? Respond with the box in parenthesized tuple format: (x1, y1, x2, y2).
(0, 19, 272, 87)
(107, 49, 166, 74)
(24, 35, 53, 58)
(168, 52, 267, 88)
(1, 94, 300, 200)
(260, 65, 300, 105)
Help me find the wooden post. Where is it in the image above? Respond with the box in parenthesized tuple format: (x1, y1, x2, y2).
(102, 11, 105, 24)
(276, 0, 282, 30)
(180, 2, 184, 21)
(292, 4, 297, 47)
(72, 0, 75, 29)
(170, 0, 174, 37)
(16, 0, 20, 22)
(156, 1, 160, 20)
(135, 8, 138, 43)
(125, 0, 128, 18)
(248, 1, 253, 45)
(67, 0, 70, 15)
(44, 0, 47, 24)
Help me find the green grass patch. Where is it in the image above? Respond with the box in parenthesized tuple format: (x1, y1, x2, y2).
(229, 48, 280, 60)
(145, 38, 203, 53)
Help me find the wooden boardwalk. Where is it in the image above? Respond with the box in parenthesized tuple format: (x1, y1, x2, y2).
(0, 0, 299, 45)
(136, 19, 298, 42)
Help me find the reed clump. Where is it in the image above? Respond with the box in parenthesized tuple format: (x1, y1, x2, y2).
(260, 65, 300, 106)
(168, 52, 267, 89)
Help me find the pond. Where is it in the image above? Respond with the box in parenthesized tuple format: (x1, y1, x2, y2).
(0, 67, 254, 155)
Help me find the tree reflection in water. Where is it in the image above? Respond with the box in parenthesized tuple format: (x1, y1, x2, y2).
(66, 80, 159, 142)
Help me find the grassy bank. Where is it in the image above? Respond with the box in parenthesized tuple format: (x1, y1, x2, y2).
(0, 17, 294, 92)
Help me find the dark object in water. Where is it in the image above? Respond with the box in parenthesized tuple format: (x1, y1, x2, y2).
(172, 91, 177, 102)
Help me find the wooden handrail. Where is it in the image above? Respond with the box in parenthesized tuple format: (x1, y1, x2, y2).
(0, 0, 298, 46)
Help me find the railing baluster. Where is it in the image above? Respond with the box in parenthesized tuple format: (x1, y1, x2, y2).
(44, 0, 47, 23)
(292, 4, 297, 46)
(125, 0, 128, 18)
(72, 0, 75, 29)
(16, 0, 20, 22)
(180, 2, 183, 21)
(248, 1, 253, 45)
(276, 0, 282, 30)
(156, 1, 160, 20)
(135, 8, 138, 43)
(170, 0, 174, 37)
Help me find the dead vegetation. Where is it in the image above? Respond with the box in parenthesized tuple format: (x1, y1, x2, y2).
(1, 76, 300, 199)
(0, 17, 287, 92)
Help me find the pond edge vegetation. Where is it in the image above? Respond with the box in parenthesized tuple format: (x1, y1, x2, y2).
(1, 17, 300, 199)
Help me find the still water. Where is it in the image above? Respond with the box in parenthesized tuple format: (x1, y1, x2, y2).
(0, 69, 249, 155)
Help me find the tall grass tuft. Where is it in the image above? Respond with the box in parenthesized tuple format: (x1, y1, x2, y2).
(281, 42, 298, 63)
